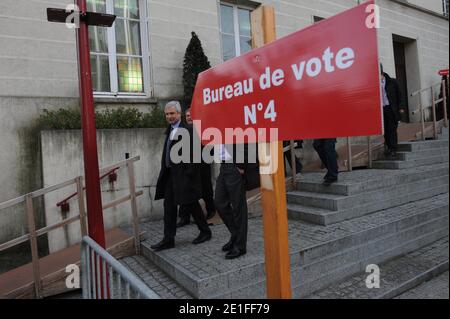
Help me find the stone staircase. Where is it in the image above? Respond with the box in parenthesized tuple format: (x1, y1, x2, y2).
(287, 129, 449, 225)
(131, 193, 448, 299)
(118, 128, 448, 299)
(371, 139, 449, 169)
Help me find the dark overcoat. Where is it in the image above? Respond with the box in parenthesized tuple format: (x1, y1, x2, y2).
(384, 73, 405, 121)
(155, 122, 202, 205)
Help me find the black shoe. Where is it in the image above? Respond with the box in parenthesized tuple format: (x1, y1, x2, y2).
(150, 239, 174, 251)
(176, 219, 190, 228)
(323, 178, 338, 187)
(206, 210, 216, 220)
(388, 151, 397, 159)
(225, 248, 246, 260)
(192, 232, 212, 245)
(222, 240, 234, 252)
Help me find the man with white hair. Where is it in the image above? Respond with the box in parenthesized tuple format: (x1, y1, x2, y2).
(152, 101, 212, 251)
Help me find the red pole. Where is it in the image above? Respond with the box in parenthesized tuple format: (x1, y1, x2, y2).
(76, 0, 106, 248)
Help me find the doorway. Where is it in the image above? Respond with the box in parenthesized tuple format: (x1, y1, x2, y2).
(393, 41, 409, 122)
(392, 34, 421, 124)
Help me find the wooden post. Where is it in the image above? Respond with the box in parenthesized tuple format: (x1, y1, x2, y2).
(443, 80, 448, 128)
(25, 194, 42, 298)
(347, 137, 352, 172)
(290, 140, 297, 187)
(127, 161, 141, 255)
(76, 176, 88, 237)
(251, 5, 292, 299)
(431, 87, 438, 139)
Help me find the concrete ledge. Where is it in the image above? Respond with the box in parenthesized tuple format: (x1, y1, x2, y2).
(372, 154, 449, 169)
(289, 180, 448, 225)
(296, 163, 449, 196)
(378, 261, 449, 299)
(397, 140, 449, 152)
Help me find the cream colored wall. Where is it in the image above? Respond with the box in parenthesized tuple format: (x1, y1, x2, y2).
(407, 0, 445, 14)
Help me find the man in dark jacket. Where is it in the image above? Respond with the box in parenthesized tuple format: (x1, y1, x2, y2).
(214, 143, 260, 259)
(151, 101, 212, 251)
(381, 64, 405, 157)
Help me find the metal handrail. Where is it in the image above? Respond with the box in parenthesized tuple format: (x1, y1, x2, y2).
(0, 156, 143, 298)
(410, 81, 443, 97)
(56, 167, 120, 208)
(410, 79, 449, 140)
(81, 236, 159, 299)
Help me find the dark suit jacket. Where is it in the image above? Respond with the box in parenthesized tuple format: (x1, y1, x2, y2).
(384, 73, 405, 121)
(223, 144, 260, 191)
(154, 121, 202, 205)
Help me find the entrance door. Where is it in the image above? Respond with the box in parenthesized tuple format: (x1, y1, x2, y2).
(393, 41, 410, 123)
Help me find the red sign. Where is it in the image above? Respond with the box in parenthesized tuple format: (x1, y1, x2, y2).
(439, 69, 449, 76)
(191, 0, 382, 144)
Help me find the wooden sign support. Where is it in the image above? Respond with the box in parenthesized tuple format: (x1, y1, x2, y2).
(251, 5, 292, 299)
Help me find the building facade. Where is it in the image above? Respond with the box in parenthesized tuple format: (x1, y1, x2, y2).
(0, 0, 448, 243)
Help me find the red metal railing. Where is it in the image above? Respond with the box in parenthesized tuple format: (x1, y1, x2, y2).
(56, 167, 120, 212)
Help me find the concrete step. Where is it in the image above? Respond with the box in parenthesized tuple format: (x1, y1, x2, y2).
(288, 175, 448, 225)
(397, 139, 449, 152)
(295, 163, 449, 196)
(440, 127, 449, 140)
(288, 174, 448, 212)
(393, 147, 447, 161)
(287, 191, 343, 211)
(305, 237, 448, 299)
(120, 255, 193, 299)
(138, 194, 448, 299)
(372, 153, 449, 169)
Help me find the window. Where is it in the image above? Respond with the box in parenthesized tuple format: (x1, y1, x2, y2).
(88, 0, 150, 96)
(219, 3, 252, 61)
(444, 0, 449, 17)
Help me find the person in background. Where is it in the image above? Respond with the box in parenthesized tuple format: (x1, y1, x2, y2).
(380, 63, 405, 158)
(313, 138, 338, 186)
(177, 108, 217, 228)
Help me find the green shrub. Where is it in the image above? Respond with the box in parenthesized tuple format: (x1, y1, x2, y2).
(38, 107, 167, 130)
(95, 107, 143, 129)
(142, 107, 167, 128)
(38, 108, 82, 130)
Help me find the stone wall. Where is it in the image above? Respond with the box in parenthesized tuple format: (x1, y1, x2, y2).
(40, 128, 166, 253)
